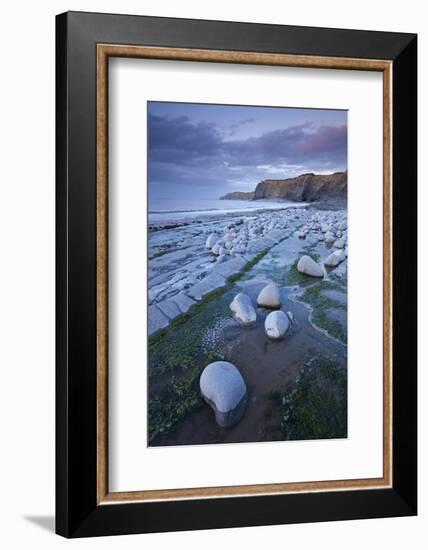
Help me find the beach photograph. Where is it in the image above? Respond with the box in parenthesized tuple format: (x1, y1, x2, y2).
(147, 101, 348, 447)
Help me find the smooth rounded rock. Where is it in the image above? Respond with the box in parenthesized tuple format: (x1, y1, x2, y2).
(297, 255, 324, 278)
(206, 233, 217, 249)
(200, 361, 248, 428)
(211, 243, 221, 256)
(334, 238, 345, 249)
(265, 310, 290, 340)
(230, 292, 257, 325)
(257, 282, 281, 309)
(324, 249, 346, 267)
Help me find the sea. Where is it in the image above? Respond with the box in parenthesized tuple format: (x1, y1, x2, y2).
(148, 198, 305, 224)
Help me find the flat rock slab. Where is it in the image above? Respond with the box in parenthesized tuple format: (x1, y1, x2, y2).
(266, 229, 287, 241)
(148, 304, 170, 336)
(171, 291, 196, 313)
(242, 253, 257, 263)
(148, 272, 174, 289)
(247, 237, 274, 254)
(149, 247, 196, 268)
(156, 298, 181, 320)
(212, 257, 246, 278)
(322, 289, 347, 304)
(187, 273, 227, 301)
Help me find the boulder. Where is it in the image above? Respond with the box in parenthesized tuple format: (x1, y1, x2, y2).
(200, 361, 248, 427)
(230, 293, 257, 325)
(205, 233, 217, 249)
(211, 243, 221, 256)
(325, 232, 335, 243)
(324, 249, 346, 267)
(334, 238, 345, 249)
(297, 255, 324, 277)
(257, 282, 281, 308)
(264, 310, 291, 339)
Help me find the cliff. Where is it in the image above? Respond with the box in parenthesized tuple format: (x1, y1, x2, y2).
(221, 171, 347, 202)
(220, 191, 255, 200)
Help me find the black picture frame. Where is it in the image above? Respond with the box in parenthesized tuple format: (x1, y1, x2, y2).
(56, 11, 417, 538)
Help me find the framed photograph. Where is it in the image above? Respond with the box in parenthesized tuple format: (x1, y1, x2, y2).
(56, 11, 417, 537)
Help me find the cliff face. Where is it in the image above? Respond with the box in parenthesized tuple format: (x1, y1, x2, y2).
(221, 171, 347, 202)
(253, 172, 347, 202)
(220, 191, 255, 200)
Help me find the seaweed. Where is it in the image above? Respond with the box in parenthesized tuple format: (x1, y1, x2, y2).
(267, 356, 347, 440)
(296, 280, 347, 343)
(148, 288, 230, 377)
(148, 369, 203, 442)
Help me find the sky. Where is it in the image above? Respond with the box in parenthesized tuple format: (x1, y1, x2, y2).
(148, 101, 347, 200)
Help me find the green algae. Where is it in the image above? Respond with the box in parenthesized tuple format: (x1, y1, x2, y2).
(267, 356, 347, 441)
(148, 369, 203, 443)
(296, 280, 347, 343)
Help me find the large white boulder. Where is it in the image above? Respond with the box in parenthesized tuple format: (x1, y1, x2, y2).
(297, 255, 324, 278)
(200, 361, 248, 427)
(206, 233, 217, 249)
(230, 293, 257, 325)
(257, 282, 281, 309)
(334, 238, 345, 249)
(264, 310, 291, 339)
(324, 249, 346, 267)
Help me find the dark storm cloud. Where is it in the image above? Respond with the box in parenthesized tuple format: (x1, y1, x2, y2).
(149, 114, 346, 168)
(148, 112, 347, 198)
(148, 114, 222, 166)
(225, 123, 347, 167)
(224, 117, 256, 137)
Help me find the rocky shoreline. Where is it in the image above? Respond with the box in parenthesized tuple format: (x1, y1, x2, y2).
(148, 203, 348, 446)
(148, 206, 305, 336)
